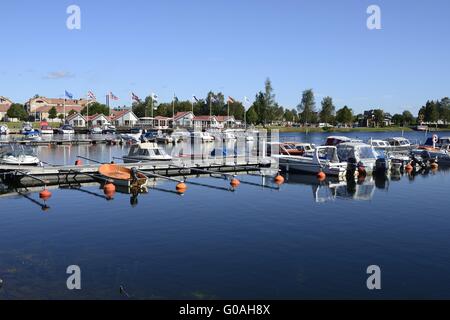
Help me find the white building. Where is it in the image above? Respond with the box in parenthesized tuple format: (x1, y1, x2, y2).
(66, 113, 87, 127)
(110, 109, 138, 127)
(173, 111, 194, 128)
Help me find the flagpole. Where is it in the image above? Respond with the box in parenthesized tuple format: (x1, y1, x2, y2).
(227, 101, 230, 128)
(172, 94, 175, 123)
(63, 92, 66, 123)
(86, 93, 89, 129)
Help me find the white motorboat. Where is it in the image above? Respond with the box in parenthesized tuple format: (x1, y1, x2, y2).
(385, 137, 414, 151)
(171, 130, 191, 142)
(24, 132, 42, 142)
(369, 139, 391, 151)
(156, 131, 175, 144)
(275, 146, 348, 177)
(325, 136, 362, 146)
(56, 125, 75, 135)
(21, 122, 39, 135)
(193, 131, 214, 142)
(0, 125, 9, 135)
(0, 144, 41, 166)
(119, 128, 142, 143)
(336, 142, 388, 175)
(40, 125, 54, 135)
(90, 126, 103, 134)
(122, 142, 172, 163)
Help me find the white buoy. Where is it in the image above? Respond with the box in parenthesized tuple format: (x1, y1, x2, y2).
(0, 278, 3, 288)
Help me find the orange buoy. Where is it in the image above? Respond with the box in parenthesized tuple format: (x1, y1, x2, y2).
(103, 182, 116, 199)
(430, 162, 438, 169)
(75, 159, 82, 166)
(176, 182, 187, 193)
(317, 171, 326, 181)
(230, 178, 240, 188)
(405, 163, 413, 172)
(39, 189, 52, 201)
(274, 174, 285, 185)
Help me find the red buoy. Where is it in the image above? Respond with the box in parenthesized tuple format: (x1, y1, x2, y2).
(39, 189, 52, 201)
(317, 171, 326, 181)
(274, 174, 285, 185)
(75, 160, 82, 166)
(103, 183, 116, 199)
(230, 178, 240, 188)
(176, 182, 187, 193)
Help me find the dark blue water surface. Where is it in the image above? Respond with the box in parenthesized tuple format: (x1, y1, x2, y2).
(1, 131, 450, 299)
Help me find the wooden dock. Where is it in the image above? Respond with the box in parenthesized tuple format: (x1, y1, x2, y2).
(0, 157, 275, 187)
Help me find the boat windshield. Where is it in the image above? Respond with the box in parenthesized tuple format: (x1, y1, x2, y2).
(0, 145, 35, 157)
(358, 146, 377, 159)
(318, 147, 340, 162)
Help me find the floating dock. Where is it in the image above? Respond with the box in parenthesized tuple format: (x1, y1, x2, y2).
(0, 157, 274, 187)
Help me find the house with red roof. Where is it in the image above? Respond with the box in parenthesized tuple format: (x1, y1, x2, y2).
(110, 109, 138, 127)
(173, 111, 194, 128)
(0, 96, 13, 121)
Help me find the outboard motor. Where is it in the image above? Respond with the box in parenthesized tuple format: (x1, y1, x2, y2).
(375, 158, 389, 174)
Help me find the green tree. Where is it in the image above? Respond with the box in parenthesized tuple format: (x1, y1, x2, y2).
(48, 106, 58, 120)
(246, 107, 258, 125)
(402, 110, 414, 125)
(335, 106, 353, 126)
(297, 89, 316, 125)
(68, 109, 77, 116)
(391, 114, 404, 126)
(81, 102, 110, 116)
(319, 96, 335, 124)
(6, 103, 28, 121)
(373, 109, 385, 127)
(284, 109, 294, 122)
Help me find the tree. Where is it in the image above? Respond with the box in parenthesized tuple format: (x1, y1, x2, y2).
(6, 103, 28, 121)
(68, 109, 77, 116)
(48, 106, 57, 120)
(402, 110, 414, 125)
(297, 89, 316, 125)
(81, 102, 110, 116)
(284, 109, 295, 122)
(373, 109, 384, 127)
(391, 114, 404, 126)
(246, 107, 258, 125)
(335, 106, 353, 126)
(319, 96, 335, 124)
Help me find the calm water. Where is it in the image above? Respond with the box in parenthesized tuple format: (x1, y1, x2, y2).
(1, 131, 450, 299)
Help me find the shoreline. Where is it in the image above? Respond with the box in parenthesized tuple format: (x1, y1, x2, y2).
(266, 126, 450, 133)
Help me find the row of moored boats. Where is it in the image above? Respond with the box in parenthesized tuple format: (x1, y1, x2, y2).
(275, 135, 450, 178)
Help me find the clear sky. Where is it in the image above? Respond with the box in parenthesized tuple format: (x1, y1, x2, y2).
(0, 0, 449, 114)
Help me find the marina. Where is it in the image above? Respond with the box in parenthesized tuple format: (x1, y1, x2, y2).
(1, 130, 450, 300)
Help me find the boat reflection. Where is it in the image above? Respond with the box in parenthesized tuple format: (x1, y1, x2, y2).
(283, 173, 384, 202)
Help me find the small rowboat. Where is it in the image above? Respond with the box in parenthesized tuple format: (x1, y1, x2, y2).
(98, 164, 148, 188)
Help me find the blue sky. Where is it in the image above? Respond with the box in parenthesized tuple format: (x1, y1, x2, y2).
(0, 0, 449, 114)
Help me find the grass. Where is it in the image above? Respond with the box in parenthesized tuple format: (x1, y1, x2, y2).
(0, 121, 62, 129)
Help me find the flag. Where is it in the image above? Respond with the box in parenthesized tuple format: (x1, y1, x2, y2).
(210, 95, 218, 103)
(173, 93, 177, 101)
(109, 92, 119, 100)
(65, 90, 73, 99)
(87, 91, 96, 100)
(151, 93, 158, 102)
(227, 96, 235, 104)
(192, 95, 199, 102)
(244, 96, 250, 104)
(131, 92, 141, 103)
